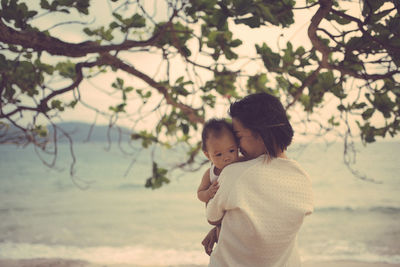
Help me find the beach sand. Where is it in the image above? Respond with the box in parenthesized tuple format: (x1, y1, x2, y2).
(0, 259, 400, 267)
(303, 261, 400, 267)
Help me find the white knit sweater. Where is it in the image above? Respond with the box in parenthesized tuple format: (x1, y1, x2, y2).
(206, 155, 314, 267)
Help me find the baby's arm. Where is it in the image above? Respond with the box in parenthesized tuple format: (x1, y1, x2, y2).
(197, 168, 219, 203)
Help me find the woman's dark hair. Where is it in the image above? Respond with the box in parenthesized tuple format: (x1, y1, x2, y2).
(201, 118, 234, 151)
(229, 92, 293, 158)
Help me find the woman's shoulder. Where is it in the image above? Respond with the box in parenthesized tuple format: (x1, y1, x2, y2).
(270, 158, 309, 177)
(221, 156, 263, 177)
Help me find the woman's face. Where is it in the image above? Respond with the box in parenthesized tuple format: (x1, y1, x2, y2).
(232, 118, 266, 160)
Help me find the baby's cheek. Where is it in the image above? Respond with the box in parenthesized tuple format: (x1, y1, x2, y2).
(215, 162, 224, 170)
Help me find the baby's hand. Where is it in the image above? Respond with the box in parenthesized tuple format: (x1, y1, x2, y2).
(201, 226, 219, 256)
(207, 180, 219, 199)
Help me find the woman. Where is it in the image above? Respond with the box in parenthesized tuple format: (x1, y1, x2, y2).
(206, 92, 313, 266)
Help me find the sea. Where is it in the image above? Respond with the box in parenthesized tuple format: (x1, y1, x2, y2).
(0, 140, 399, 266)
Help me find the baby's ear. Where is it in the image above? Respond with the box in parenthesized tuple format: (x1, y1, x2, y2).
(203, 150, 211, 160)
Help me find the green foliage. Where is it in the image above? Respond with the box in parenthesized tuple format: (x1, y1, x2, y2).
(112, 13, 146, 32)
(326, 11, 351, 25)
(328, 116, 340, 127)
(304, 71, 336, 111)
(201, 94, 216, 108)
(366, 91, 396, 119)
(112, 77, 134, 102)
(154, 21, 193, 56)
(203, 68, 238, 98)
(357, 122, 386, 143)
(171, 76, 192, 98)
(246, 73, 278, 96)
(202, 28, 242, 60)
(135, 89, 152, 103)
(40, 0, 90, 14)
(1, 0, 37, 29)
(51, 99, 64, 111)
(109, 103, 126, 113)
(362, 0, 385, 16)
(33, 124, 48, 137)
(156, 109, 183, 136)
(56, 61, 76, 79)
(68, 100, 78, 108)
(223, 0, 295, 28)
(247, 73, 268, 94)
(145, 161, 170, 189)
(131, 131, 158, 148)
(84, 26, 114, 42)
(256, 43, 281, 72)
(3, 58, 54, 97)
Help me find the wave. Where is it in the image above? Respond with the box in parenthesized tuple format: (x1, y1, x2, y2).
(0, 242, 209, 266)
(116, 183, 145, 190)
(314, 205, 400, 214)
(300, 239, 400, 264)
(1, 241, 400, 265)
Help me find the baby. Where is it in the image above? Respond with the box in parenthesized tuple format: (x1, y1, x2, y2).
(197, 118, 240, 203)
(197, 118, 241, 255)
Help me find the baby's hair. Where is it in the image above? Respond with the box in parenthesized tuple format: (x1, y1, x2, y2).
(201, 118, 234, 152)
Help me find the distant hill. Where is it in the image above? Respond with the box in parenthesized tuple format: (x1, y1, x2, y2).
(0, 121, 133, 143)
(50, 122, 133, 143)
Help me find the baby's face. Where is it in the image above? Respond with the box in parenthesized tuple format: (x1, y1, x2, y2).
(205, 131, 239, 170)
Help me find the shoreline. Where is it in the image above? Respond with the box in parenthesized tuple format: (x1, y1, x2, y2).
(0, 259, 399, 267)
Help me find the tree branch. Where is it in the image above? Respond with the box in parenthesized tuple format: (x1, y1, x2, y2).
(330, 8, 400, 54)
(0, 14, 173, 57)
(286, 65, 322, 110)
(99, 53, 205, 124)
(307, 0, 333, 68)
(39, 61, 98, 111)
(1, 60, 98, 119)
(307, 0, 399, 82)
